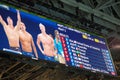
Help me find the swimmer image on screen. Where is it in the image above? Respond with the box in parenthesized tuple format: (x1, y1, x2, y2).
(54, 30, 66, 64)
(0, 10, 21, 52)
(19, 22, 38, 59)
(16, 11, 38, 59)
(37, 23, 57, 61)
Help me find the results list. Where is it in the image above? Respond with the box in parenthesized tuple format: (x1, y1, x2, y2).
(58, 24, 116, 76)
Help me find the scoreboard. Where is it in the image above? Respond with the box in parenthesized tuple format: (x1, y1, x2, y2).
(0, 4, 117, 76)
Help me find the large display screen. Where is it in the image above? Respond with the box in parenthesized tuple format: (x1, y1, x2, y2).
(0, 4, 117, 76)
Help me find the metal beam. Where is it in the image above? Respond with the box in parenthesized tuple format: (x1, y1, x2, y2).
(26, 67, 48, 80)
(85, 14, 116, 30)
(102, 7, 114, 17)
(115, 61, 120, 65)
(112, 5, 120, 18)
(95, 0, 106, 9)
(0, 62, 20, 76)
(16, 66, 41, 80)
(60, 0, 120, 26)
(98, 1, 120, 10)
(82, 0, 93, 7)
(83, 0, 95, 8)
(6, 64, 27, 78)
(0, 62, 20, 79)
(96, 0, 113, 9)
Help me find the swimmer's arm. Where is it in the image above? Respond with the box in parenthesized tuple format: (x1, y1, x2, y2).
(36, 35, 44, 54)
(54, 44, 57, 56)
(54, 48, 57, 56)
(0, 15, 7, 28)
(31, 38, 38, 60)
(52, 39, 57, 56)
(15, 10, 21, 31)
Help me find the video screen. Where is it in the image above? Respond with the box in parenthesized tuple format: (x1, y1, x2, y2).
(0, 4, 117, 76)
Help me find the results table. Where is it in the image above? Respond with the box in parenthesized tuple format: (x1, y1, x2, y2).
(58, 24, 116, 76)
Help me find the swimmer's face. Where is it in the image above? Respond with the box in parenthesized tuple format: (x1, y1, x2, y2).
(39, 23, 46, 33)
(7, 17, 13, 26)
(20, 22, 26, 30)
(55, 30, 59, 38)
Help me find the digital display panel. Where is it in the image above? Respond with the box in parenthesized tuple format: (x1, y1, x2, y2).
(0, 4, 117, 76)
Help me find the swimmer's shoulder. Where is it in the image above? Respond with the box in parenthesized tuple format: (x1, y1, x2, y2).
(37, 33, 42, 37)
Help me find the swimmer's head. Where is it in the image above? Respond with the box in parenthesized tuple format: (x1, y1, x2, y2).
(39, 23, 46, 33)
(55, 30, 59, 35)
(20, 22, 26, 31)
(55, 30, 59, 36)
(55, 30, 60, 39)
(7, 16, 13, 26)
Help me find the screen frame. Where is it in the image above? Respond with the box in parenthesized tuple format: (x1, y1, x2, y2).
(0, 2, 117, 76)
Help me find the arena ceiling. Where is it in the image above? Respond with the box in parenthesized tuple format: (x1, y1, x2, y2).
(0, 0, 120, 80)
